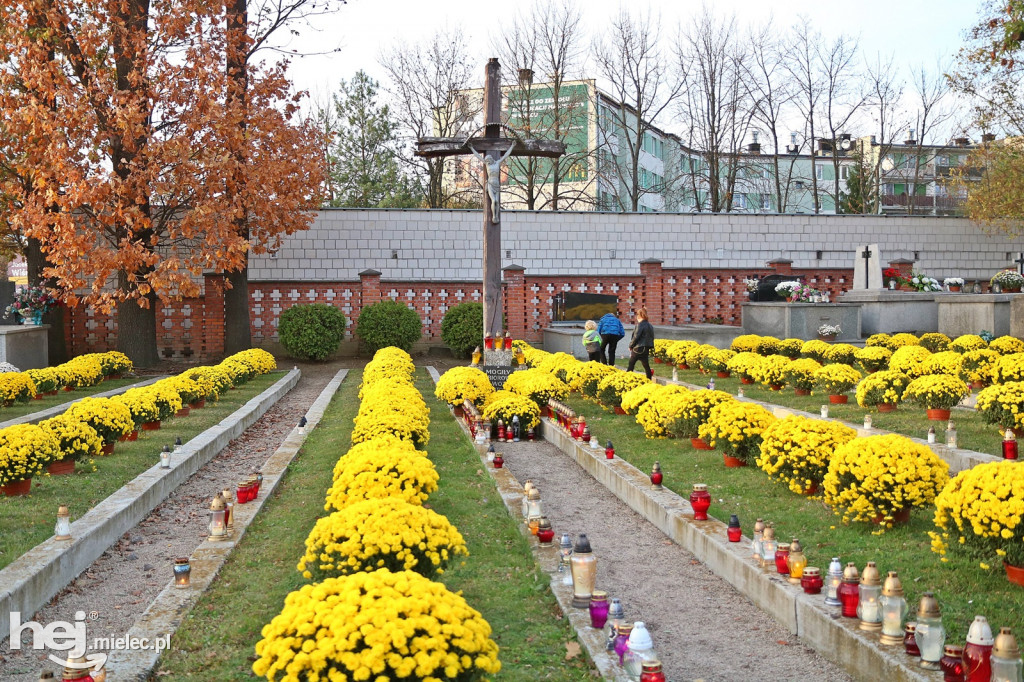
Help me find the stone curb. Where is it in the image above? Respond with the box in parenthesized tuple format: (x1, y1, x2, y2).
(0, 369, 300, 642)
(541, 415, 932, 682)
(0, 377, 163, 430)
(105, 369, 348, 681)
(425, 366, 630, 682)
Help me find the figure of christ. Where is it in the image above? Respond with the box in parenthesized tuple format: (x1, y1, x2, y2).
(468, 142, 515, 223)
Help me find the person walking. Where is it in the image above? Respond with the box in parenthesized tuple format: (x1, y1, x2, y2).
(626, 307, 655, 380)
(597, 312, 625, 365)
(582, 320, 603, 362)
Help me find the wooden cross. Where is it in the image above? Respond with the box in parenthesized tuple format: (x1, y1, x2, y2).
(1015, 252, 1024, 276)
(861, 247, 873, 290)
(416, 58, 565, 338)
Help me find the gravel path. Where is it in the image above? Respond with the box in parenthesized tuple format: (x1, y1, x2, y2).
(0, 359, 349, 681)
(501, 439, 854, 682)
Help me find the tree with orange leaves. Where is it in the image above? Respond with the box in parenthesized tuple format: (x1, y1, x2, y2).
(0, 0, 322, 366)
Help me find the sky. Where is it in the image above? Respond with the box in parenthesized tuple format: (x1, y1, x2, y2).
(278, 0, 984, 112)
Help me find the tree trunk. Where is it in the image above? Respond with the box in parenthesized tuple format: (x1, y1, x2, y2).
(25, 237, 69, 363)
(223, 267, 251, 354)
(116, 277, 159, 367)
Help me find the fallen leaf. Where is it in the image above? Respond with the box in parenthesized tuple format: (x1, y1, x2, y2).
(564, 641, 581, 660)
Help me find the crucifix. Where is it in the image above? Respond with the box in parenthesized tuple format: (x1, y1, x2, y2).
(416, 58, 565, 339)
(1015, 252, 1024, 276)
(861, 246, 872, 290)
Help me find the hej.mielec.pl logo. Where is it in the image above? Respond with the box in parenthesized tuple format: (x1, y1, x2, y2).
(9, 610, 107, 673)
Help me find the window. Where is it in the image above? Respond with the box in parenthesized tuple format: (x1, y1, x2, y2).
(795, 180, 805, 190)
(734, 194, 747, 209)
(761, 194, 771, 210)
(815, 165, 824, 180)
(840, 166, 849, 180)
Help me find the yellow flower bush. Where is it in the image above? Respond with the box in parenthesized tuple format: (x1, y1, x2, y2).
(865, 333, 892, 349)
(0, 423, 61, 484)
(363, 347, 416, 387)
(950, 334, 988, 354)
(564, 360, 615, 398)
(889, 333, 920, 349)
(730, 334, 761, 354)
(665, 340, 699, 366)
(165, 374, 202, 405)
(521, 345, 548, 367)
(930, 461, 1024, 567)
(823, 343, 858, 366)
(325, 446, 439, 512)
(56, 356, 104, 389)
(684, 343, 717, 370)
(823, 434, 949, 528)
(777, 338, 805, 359)
(26, 368, 58, 394)
(503, 368, 569, 408)
(919, 332, 951, 353)
(534, 351, 577, 382)
(783, 358, 822, 391)
(480, 391, 540, 431)
(218, 357, 254, 386)
(923, 351, 964, 378)
(66, 397, 134, 444)
(360, 378, 428, 416)
(855, 370, 912, 407)
(596, 371, 650, 409)
(147, 381, 185, 420)
(993, 352, 1024, 384)
(38, 415, 102, 463)
(634, 385, 689, 438)
(989, 335, 1024, 355)
(800, 339, 831, 364)
(353, 397, 431, 447)
(664, 389, 734, 439)
(726, 351, 762, 381)
(435, 367, 495, 407)
(813, 363, 862, 395)
(331, 438, 423, 482)
(182, 366, 230, 401)
(961, 349, 1000, 385)
(888, 345, 932, 378)
(749, 354, 791, 388)
(0, 372, 36, 406)
(95, 350, 133, 376)
(112, 388, 160, 428)
(755, 336, 782, 356)
(232, 348, 277, 375)
(252, 569, 501, 682)
(854, 346, 892, 373)
(757, 415, 857, 494)
(975, 382, 1024, 431)
(698, 401, 776, 463)
(620, 382, 660, 415)
(652, 338, 677, 362)
(298, 498, 467, 580)
(903, 374, 970, 410)
(700, 348, 736, 373)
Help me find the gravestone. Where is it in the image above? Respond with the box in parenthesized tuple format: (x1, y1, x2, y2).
(0, 281, 16, 325)
(553, 292, 618, 322)
(852, 244, 883, 290)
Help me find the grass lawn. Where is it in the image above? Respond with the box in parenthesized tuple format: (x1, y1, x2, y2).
(158, 368, 594, 681)
(570, 378, 1021, 642)
(0, 377, 142, 423)
(0, 372, 281, 570)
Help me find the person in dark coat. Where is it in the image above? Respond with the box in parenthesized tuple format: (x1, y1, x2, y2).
(626, 307, 655, 380)
(597, 312, 625, 365)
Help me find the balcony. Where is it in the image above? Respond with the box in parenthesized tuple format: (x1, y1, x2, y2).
(878, 194, 965, 212)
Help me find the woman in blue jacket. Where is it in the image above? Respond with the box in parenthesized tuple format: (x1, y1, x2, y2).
(597, 312, 625, 365)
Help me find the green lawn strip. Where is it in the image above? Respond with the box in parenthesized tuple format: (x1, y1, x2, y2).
(570, 391, 1021, 642)
(0, 377, 141, 423)
(0, 373, 280, 570)
(159, 368, 593, 681)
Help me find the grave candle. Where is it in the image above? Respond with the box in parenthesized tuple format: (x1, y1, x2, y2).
(879, 571, 909, 645)
(751, 518, 765, 560)
(786, 538, 807, 583)
(727, 514, 742, 542)
(916, 592, 945, 670)
(589, 591, 609, 629)
(857, 561, 883, 631)
(159, 445, 171, 469)
(207, 495, 227, 541)
(838, 563, 861, 618)
(824, 557, 843, 606)
(963, 615, 994, 681)
(990, 627, 1022, 682)
(1004, 430, 1019, 460)
(905, 622, 921, 657)
(54, 505, 71, 541)
(173, 558, 191, 589)
(940, 645, 965, 682)
(570, 534, 597, 608)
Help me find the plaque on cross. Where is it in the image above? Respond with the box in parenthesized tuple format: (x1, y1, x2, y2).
(415, 58, 566, 339)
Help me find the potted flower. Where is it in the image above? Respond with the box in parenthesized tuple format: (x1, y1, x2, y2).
(855, 370, 912, 411)
(906, 272, 942, 292)
(730, 335, 761, 354)
(754, 336, 782, 356)
(817, 323, 841, 342)
(960, 349, 1000, 388)
(620, 382, 661, 415)
(0, 424, 61, 495)
(991, 269, 1024, 293)
(635, 386, 690, 438)
(750, 354, 791, 390)
(666, 340, 699, 368)
(854, 346, 892, 374)
(435, 367, 495, 409)
(930, 461, 1024, 585)
(726, 351, 762, 385)
(823, 343, 858, 366)
(744, 277, 760, 296)
(757, 415, 856, 495)
(975, 382, 1024, 433)
(38, 415, 103, 475)
(813, 363, 863, 403)
(4, 286, 58, 325)
(918, 332, 951, 353)
(564, 361, 615, 400)
(903, 374, 969, 420)
(699, 401, 776, 467)
(782, 358, 822, 396)
(882, 268, 904, 289)
(66, 396, 135, 450)
(597, 371, 651, 412)
(665, 389, 735, 447)
(789, 282, 821, 303)
(943, 277, 965, 292)
(950, 334, 989, 353)
(777, 338, 805, 359)
(480, 390, 541, 434)
(326, 444, 438, 512)
(112, 389, 159, 434)
(888, 345, 932, 378)
(774, 280, 802, 301)
(922, 351, 965, 378)
(989, 335, 1024, 355)
(0, 373, 36, 406)
(800, 339, 832, 364)
(992, 352, 1024, 384)
(700, 348, 736, 377)
(823, 434, 949, 528)
(25, 368, 59, 396)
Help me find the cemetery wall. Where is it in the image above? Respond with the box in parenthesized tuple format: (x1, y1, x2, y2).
(61, 210, 1024, 360)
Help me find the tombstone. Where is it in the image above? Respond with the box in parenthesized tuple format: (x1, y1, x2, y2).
(852, 244, 883, 290)
(0, 281, 16, 325)
(553, 292, 618, 322)
(748, 275, 790, 302)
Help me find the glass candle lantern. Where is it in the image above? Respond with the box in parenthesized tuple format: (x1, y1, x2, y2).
(624, 622, 657, 682)
(173, 558, 191, 588)
(640, 660, 666, 682)
(558, 532, 573, 574)
(207, 495, 227, 541)
(905, 622, 921, 657)
(159, 445, 171, 469)
(255, 471, 263, 494)
(946, 420, 958, 448)
(879, 571, 909, 645)
(605, 441, 615, 459)
(521, 480, 534, 519)
(751, 518, 765, 560)
(928, 426, 936, 443)
(728, 514, 742, 542)
(864, 414, 873, 429)
(672, 366, 679, 382)
(589, 591, 609, 629)
(759, 525, 777, 568)
(737, 387, 744, 398)
(940, 644, 965, 682)
(297, 416, 307, 435)
(497, 419, 505, 441)
(484, 335, 493, 350)
(774, 542, 791, 575)
(963, 615, 994, 682)
(824, 557, 843, 606)
(650, 461, 663, 489)
(512, 415, 521, 442)
(689, 484, 711, 519)
(857, 561, 883, 631)
(837, 562, 861, 618)
(54, 505, 71, 541)
(606, 598, 625, 651)
(569, 534, 597, 608)
(821, 405, 829, 418)
(991, 627, 1023, 682)
(472, 346, 482, 365)
(493, 453, 504, 469)
(222, 488, 235, 534)
(62, 656, 96, 682)
(614, 623, 633, 664)
(916, 592, 945, 670)
(1004, 430, 1019, 460)
(537, 517, 555, 544)
(494, 331, 503, 350)
(787, 538, 807, 583)
(707, 378, 716, 390)
(526, 489, 543, 529)
(580, 424, 590, 444)
(174, 437, 183, 455)
(801, 567, 823, 594)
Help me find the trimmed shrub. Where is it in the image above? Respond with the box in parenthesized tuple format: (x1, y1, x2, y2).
(440, 302, 483, 357)
(355, 300, 422, 354)
(278, 303, 347, 361)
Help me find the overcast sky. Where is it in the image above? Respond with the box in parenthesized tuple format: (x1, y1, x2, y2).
(279, 0, 982, 111)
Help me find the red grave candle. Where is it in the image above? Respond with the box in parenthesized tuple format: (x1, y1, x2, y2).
(689, 484, 711, 520)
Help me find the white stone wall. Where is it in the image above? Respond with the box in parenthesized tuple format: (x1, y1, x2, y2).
(250, 209, 1024, 282)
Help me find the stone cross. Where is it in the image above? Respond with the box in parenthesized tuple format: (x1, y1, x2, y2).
(416, 58, 565, 338)
(852, 244, 883, 290)
(1015, 252, 1024, 276)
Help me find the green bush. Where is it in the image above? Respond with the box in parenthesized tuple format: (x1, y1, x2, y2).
(278, 303, 347, 361)
(440, 302, 483, 357)
(355, 300, 422, 354)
